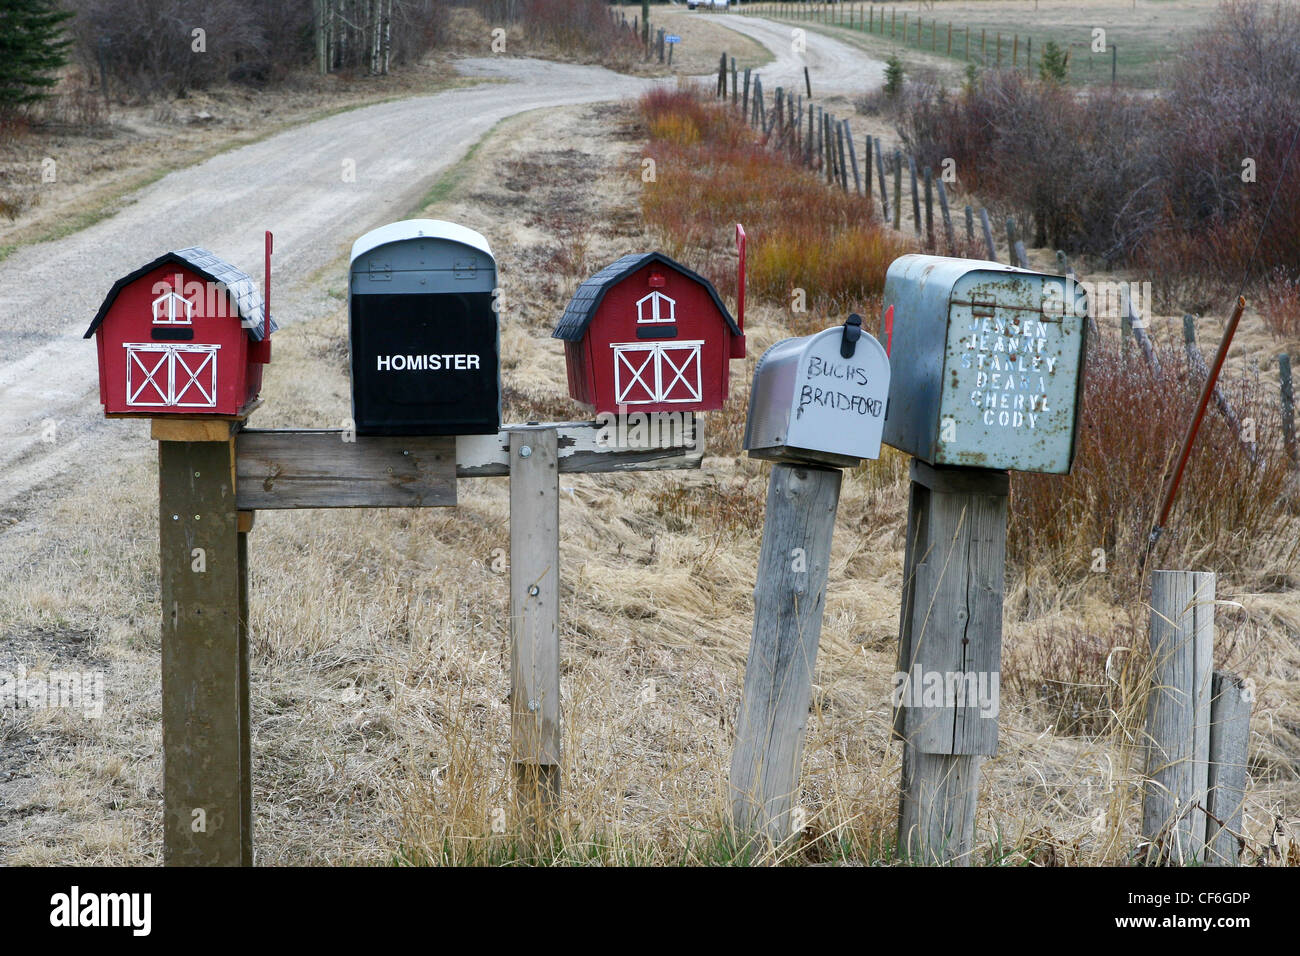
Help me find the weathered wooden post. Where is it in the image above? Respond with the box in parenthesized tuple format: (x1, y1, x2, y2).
(731, 317, 891, 846)
(875, 137, 890, 221)
(1279, 353, 1297, 464)
(908, 154, 921, 235)
(893, 150, 903, 230)
(509, 426, 561, 819)
(978, 208, 997, 260)
(1142, 570, 1215, 864)
(936, 178, 955, 250)
(157, 419, 253, 866)
(923, 166, 934, 250)
(1205, 671, 1252, 865)
(881, 255, 1089, 864)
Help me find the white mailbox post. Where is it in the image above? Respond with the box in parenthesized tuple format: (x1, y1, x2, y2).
(730, 316, 890, 844)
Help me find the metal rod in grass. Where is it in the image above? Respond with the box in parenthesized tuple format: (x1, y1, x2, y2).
(1144, 120, 1300, 563)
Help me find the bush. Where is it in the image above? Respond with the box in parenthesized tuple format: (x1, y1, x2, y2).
(898, 0, 1300, 294)
(1037, 40, 1068, 84)
(638, 88, 911, 315)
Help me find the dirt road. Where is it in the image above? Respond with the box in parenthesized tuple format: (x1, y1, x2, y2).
(0, 58, 660, 521)
(0, 25, 885, 527)
(708, 13, 886, 93)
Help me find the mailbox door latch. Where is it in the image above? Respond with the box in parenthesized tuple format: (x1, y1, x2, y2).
(841, 313, 863, 358)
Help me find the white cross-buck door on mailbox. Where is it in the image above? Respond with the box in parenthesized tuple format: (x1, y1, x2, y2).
(124, 343, 220, 407)
(610, 340, 703, 404)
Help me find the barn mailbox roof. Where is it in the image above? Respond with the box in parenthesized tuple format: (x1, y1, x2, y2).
(349, 219, 493, 265)
(83, 247, 277, 341)
(551, 251, 741, 342)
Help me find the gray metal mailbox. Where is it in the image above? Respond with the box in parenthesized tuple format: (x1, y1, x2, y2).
(744, 316, 890, 468)
(349, 219, 500, 436)
(880, 254, 1087, 474)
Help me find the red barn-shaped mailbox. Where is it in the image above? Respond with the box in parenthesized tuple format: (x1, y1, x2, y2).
(552, 252, 744, 414)
(84, 247, 275, 417)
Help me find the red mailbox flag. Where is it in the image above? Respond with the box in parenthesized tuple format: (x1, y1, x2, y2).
(732, 223, 747, 359)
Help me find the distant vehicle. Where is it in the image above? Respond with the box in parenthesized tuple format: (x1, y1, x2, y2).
(687, 0, 729, 9)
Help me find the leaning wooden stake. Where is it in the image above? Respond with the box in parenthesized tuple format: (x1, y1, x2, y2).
(1205, 671, 1252, 866)
(730, 464, 842, 847)
(157, 423, 252, 866)
(1142, 570, 1215, 864)
(895, 461, 1008, 865)
(978, 208, 997, 261)
(510, 427, 562, 825)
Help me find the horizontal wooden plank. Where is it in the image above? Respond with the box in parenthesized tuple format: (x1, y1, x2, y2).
(456, 417, 704, 477)
(152, 418, 238, 443)
(236, 431, 457, 509)
(235, 419, 703, 509)
(910, 458, 1009, 496)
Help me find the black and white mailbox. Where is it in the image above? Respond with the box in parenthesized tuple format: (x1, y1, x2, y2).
(743, 315, 891, 468)
(349, 219, 500, 436)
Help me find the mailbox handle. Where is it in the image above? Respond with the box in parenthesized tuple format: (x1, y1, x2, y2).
(840, 313, 863, 359)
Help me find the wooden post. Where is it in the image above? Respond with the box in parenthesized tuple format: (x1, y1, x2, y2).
(158, 427, 252, 866)
(893, 150, 903, 230)
(1280, 354, 1297, 464)
(732, 57, 738, 104)
(864, 134, 872, 199)
(510, 427, 562, 823)
(743, 68, 751, 116)
(875, 138, 890, 221)
(923, 166, 934, 250)
(730, 464, 842, 845)
(908, 154, 921, 235)
(895, 461, 1008, 865)
(1142, 570, 1215, 865)
(936, 178, 955, 250)
(1205, 671, 1252, 866)
(804, 65, 812, 98)
(965, 204, 974, 244)
(845, 121, 861, 194)
(836, 120, 849, 190)
(979, 207, 996, 260)
(1005, 217, 1019, 263)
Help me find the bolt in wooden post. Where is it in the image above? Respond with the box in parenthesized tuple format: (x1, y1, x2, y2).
(730, 464, 842, 846)
(1280, 354, 1297, 464)
(158, 427, 252, 866)
(1205, 671, 1252, 866)
(979, 208, 997, 261)
(895, 461, 1008, 865)
(510, 427, 562, 826)
(1142, 570, 1215, 865)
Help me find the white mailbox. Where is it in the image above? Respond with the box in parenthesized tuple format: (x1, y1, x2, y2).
(743, 316, 891, 468)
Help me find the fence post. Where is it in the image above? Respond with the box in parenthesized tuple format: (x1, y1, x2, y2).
(1142, 570, 1215, 865)
(836, 120, 849, 190)
(864, 134, 873, 199)
(965, 204, 974, 244)
(1280, 354, 1297, 464)
(732, 57, 738, 104)
(893, 150, 903, 230)
(1205, 671, 1252, 866)
(875, 137, 890, 221)
(844, 121, 861, 193)
(743, 68, 751, 115)
(157, 425, 252, 866)
(730, 464, 842, 846)
(936, 178, 955, 250)
(923, 166, 934, 250)
(908, 154, 921, 235)
(510, 427, 562, 825)
(895, 461, 1008, 865)
(978, 207, 996, 260)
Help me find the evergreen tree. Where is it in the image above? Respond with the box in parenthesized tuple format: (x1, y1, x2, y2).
(1038, 40, 1069, 85)
(883, 55, 904, 98)
(0, 0, 74, 107)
